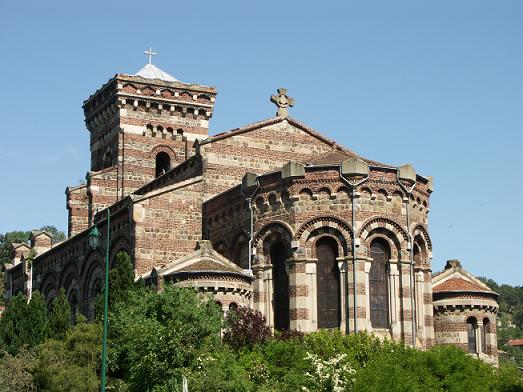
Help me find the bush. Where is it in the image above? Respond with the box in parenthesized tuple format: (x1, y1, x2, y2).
(0, 291, 50, 355)
(48, 289, 71, 339)
(108, 285, 222, 392)
(223, 307, 271, 350)
(0, 348, 35, 392)
(32, 317, 101, 392)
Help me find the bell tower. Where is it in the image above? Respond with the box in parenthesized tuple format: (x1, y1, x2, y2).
(66, 51, 217, 236)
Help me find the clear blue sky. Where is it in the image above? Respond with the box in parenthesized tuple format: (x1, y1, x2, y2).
(0, 1, 521, 285)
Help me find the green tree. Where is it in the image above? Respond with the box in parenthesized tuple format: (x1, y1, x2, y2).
(0, 293, 29, 354)
(0, 230, 30, 264)
(0, 348, 36, 392)
(95, 251, 136, 318)
(49, 288, 71, 339)
(109, 251, 135, 309)
(108, 285, 222, 392)
(23, 291, 50, 349)
(33, 316, 101, 392)
(0, 291, 49, 355)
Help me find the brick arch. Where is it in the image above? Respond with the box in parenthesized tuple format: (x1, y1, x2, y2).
(109, 235, 132, 269)
(148, 144, 177, 160)
(365, 231, 401, 259)
(308, 231, 348, 259)
(254, 222, 294, 265)
(296, 216, 352, 258)
(359, 217, 409, 243)
(81, 251, 104, 319)
(231, 231, 250, 268)
(296, 216, 353, 242)
(412, 224, 432, 252)
(39, 270, 59, 306)
(59, 261, 80, 292)
(82, 260, 103, 302)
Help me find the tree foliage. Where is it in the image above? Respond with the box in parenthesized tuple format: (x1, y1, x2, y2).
(0, 230, 30, 264)
(0, 348, 35, 392)
(479, 277, 523, 367)
(108, 285, 222, 392)
(49, 289, 71, 340)
(0, 292, 49, 354)
(32, 317, 101, 392)
(223, 306, 272, 351)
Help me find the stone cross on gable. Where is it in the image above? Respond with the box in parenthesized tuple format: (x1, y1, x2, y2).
(144, 47, 157, 64)
(271, 88, 294, 117)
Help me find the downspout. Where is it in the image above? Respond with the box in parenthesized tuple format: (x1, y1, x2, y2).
(397, 171, 417, 347)
(339, 167, 369, 334)
(241, 179, 260, 273)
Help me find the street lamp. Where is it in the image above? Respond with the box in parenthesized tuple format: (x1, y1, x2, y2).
(88, 209, 110, 392)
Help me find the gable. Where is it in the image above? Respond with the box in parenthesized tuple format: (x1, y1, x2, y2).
(199, 117, 358, 187)
(432, 266, 497, 295)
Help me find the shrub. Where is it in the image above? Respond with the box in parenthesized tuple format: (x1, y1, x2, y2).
(223, 307, 271, 350)
(32, 317, 101, 392)
(108, 285, 222, 392)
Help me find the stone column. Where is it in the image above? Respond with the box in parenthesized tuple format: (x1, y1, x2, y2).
(252, 264, 271, 320)
(476, 320, 483, 356)
(264, 266, 274, 328)
(287, 257, 309, 332)
(423, 269, 434, 347)
(415, 270, 425, 344)
(353, 256, 368, 332)
(338, 258, 349, 333)
(399, 258, 413, 343)
(364, 258, 372, 331)
(305, 259, 318, 332)
(389, 261, 401, 338)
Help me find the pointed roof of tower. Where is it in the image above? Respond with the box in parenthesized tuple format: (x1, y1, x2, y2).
(134, 63, 179, 83)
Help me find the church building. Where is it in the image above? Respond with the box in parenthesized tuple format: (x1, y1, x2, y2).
(4, 53, 498, 363)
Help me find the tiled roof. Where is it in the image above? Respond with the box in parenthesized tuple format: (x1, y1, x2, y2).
(433, 277, 494, 293)
(508, 339, 523, 346)
(303, 150, 393, 168)
(178, 259, 240, 273)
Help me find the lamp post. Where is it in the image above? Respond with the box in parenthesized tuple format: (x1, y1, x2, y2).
(88, 209, 111, 392)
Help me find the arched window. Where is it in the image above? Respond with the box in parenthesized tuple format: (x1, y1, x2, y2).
(316, 237, 340, 329)
(232, 240, 249, 269)
(369, 238, 390, 329)
(467, 317, 478, 353)
(155, 152, 171, 177)
(482, 318, 490, 353)
(103, 150, 112, 168)
(271, 242, 289, 331)
(229, 302, 238, 311)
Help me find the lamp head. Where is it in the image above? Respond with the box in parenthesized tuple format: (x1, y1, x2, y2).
(88, 226, 100, 249)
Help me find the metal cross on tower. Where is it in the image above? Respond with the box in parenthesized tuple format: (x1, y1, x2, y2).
(270, 88, 294, 117)
(144, 47, 157, 64)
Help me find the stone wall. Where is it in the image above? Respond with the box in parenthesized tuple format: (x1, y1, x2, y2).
(205, 163, 433, 347)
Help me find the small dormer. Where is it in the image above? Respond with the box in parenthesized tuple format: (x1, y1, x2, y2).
(30, 230, 54, 256)
(9, 243, 31, 265)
